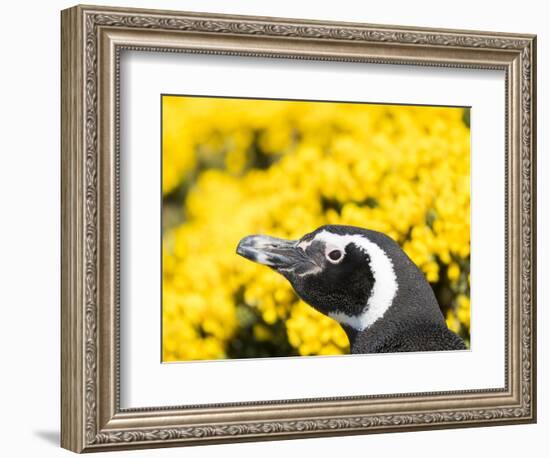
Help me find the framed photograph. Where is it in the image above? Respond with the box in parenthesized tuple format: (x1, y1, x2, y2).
(61, 4, 537, 453)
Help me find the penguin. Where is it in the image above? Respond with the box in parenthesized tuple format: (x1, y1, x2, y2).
(236, 224, 466, 354)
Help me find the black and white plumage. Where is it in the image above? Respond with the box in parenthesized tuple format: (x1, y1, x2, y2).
(237, 225, 466, 354)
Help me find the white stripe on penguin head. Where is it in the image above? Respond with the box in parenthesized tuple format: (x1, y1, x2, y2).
(313, 230, 398, 331)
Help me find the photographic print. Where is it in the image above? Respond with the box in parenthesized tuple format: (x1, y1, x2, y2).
(161, 95, 471, 362)
(62, 5, 536, 451)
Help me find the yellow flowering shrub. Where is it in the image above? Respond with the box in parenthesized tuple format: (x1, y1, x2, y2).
(162, 96, 471, 361)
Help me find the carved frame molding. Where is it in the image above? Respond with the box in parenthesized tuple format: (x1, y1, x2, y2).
(61, 5, 536, 452)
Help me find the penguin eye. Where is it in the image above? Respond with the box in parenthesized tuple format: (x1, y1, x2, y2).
(327, 250, 343, 263)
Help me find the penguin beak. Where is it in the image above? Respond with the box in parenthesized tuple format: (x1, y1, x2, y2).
(236, 235, 302, 269)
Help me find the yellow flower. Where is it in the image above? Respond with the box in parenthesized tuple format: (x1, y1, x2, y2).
(447, 262, 461, 282)
(446, 311, 461, 334)
(253, 324, 273, 342)
(456, 295, 471, 328)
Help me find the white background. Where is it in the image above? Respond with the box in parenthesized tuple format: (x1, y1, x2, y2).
(122, 53, 505, 407)
(0, 0, 546, 457)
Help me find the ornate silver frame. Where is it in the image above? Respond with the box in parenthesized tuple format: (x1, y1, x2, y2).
(61, 4, 537, 453)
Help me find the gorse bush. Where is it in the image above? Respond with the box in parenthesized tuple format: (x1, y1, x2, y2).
(162, 96, 471, 361)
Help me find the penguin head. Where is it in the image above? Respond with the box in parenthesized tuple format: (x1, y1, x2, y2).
(237, 225, 406, 331)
